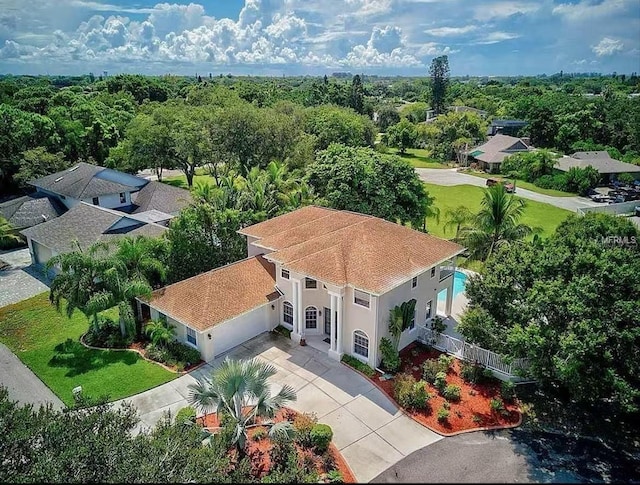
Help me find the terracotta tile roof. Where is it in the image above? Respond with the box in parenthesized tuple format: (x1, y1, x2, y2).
(147, 256, 279, 331)
(243, 206, 465, 295)
(238, 205, 337, 239)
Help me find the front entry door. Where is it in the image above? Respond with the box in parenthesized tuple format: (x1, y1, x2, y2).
(324, 307, 331, 335)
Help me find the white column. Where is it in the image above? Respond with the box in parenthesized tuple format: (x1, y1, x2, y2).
(445, 276, 454, 316)
(336, 295, 343, 354)
(291, 279, 301, 342)
(330, 294, 337, 351)
(297, 280, 304, 337)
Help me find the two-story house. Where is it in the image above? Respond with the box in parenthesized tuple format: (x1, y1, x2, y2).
(139, 206, 464, 368)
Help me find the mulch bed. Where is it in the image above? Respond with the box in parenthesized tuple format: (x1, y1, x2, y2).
(196, 407, 356, 482)
(374, 342, 521, 435)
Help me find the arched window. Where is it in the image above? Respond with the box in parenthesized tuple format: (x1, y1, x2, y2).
(353, 330, 369, 358)
(305, 306, 317, 329)
(283, 301, 293, 325)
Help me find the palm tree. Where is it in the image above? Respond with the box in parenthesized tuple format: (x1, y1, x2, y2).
(0, 216, 20, 245)
(461, 184, 537, 261)
(145, 318, 176, 347)
(529, 149, 558, 180)
(47, 241, 152, 336)
(388, 299, 417, 350)
(114, 235, 168, 288)
(443, 206, 473, 241)
(47, 241, 110, 331)
(188, 357, 296, 456)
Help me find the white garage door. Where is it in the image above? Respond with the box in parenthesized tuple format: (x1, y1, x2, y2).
(212, 306, 268, 357)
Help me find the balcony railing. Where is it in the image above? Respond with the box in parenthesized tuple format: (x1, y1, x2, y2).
(439, 267, 454, 281)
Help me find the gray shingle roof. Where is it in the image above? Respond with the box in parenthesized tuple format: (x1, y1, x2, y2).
(469, 134, 530, 164)
(21, 202, 167, 254)
(0, 193, 66, 230)
(556, 155, 640, 174)
(131, 181, 192, 215)
(29, 162, 138, 199)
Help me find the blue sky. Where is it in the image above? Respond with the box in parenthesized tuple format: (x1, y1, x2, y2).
(0, 0, 638, 76)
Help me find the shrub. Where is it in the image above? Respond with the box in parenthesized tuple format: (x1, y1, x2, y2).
(501, 381, 516, 403)
(321, 449, 337, 472)
(394, 372, 417, 408)
(442, 401, 450, 410)
(270, 436, 296, 472)
(460, 362, 495, 385)
(341, 355, 375, 377)
(490, 397, 505, 414)
(411, 381, 431, 409)
(422, 359, 440, 384)
(379, 337, 400, 373)
(472, 414, 483, 423)
(294, 412, 318, 448)
(273, 325, 292, 339)
(167, 341, 201, 366)
(437, 407, 450, 422)
(253, 428, 267, 441)
(84, 315, 132, 349)
(443, 384, 461, 402)
(437, 354, 454, 373)
(434, 371, 447, 393)
(430, 315, 446, 333)
(145, 343, 172, 364)
(326, 470, 344, 483)
(310, 424, 333, 453)
(175, 406, 196, 426)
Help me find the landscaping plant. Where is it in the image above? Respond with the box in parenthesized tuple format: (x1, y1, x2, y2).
(437, 407, 450, 423)
(422, 359, 441, 384)
(443, 384, 461, 402)
(379, 337, 401, 373)
(310, 424, 333, 453)
(293, 412, 318, 448)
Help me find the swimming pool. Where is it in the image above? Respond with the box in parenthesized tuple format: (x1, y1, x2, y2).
(438, 270, 467, 301)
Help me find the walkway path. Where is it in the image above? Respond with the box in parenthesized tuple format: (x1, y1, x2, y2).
(113, 333, 443, 482)
(416, 168, 599, 212)
(0, 342, 64, 410)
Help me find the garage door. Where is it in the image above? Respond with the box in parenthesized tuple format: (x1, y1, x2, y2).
(212, 306, 268, 358)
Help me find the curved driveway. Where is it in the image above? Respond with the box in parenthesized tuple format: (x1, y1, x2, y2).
(113, 333, 443, 483)
(417, 168, 599, 212)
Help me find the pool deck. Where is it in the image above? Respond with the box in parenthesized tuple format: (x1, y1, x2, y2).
(436, 269, 475, 340)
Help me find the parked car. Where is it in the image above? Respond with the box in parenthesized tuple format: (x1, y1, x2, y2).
(485, 178, 515, 193)
(590, 193, 612, 203)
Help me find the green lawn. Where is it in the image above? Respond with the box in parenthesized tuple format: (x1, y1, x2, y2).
(162, 174, 214, 190)
(423, 183, 572, 240)
(0, 293, 175, 406)
(465, 171, 576, 197)
(397, 148, 450, 169)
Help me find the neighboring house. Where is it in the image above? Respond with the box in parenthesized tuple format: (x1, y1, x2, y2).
(139, 206, 464, 367)
(555, 151, 640, 182)
(468, 134, 531, 173)
(487, 119, 528, 137)
(29, 162, 146, 211)
(5, 163, 190, 261)
(0, 193, 66, 231)
(20, 202, 167, 269)
(130, 180, 192, 215)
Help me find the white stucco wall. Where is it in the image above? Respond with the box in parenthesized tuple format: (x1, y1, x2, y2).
(343, 286, 379, 368)
(247, 236, 271, 257)
(81, 192, 132, 209)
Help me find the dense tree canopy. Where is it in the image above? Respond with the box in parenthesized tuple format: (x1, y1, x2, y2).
(459, 213, 640, 414)
(306, 144, 432, 228)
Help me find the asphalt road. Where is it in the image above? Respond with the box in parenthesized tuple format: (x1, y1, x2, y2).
(416, 168, 600, 213)
(0, 342, 64, 410)
(372, 428, 639, 484)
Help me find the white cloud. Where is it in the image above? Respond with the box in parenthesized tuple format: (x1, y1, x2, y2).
(474, 31, 520, 45)
(473, 1, 540, 21)
(425, 25, 477, 37)
(553, 0, 630, 22)
(592, 37, 624, 56)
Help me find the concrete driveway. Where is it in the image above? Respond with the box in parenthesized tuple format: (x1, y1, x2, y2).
(0, 248, 50, 308)
(417, 168, 599, 212)
(0, 342, 64, 410)
(114, 333, 443, 482)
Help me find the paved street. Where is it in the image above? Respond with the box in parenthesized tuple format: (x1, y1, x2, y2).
(417, 168, 600, 212)
(113, 333, 443, 483)
(0, 342, 64, 410)
(372, 428, 639, 483)
(0, 248, 50, 308)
